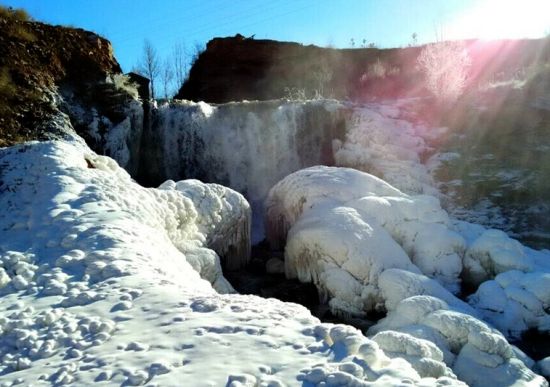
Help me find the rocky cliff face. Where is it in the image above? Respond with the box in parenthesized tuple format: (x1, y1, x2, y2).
(176, 35, 423, 103)
(176, 35, 549, 104)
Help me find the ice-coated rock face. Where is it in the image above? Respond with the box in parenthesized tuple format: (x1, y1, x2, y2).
(334, 106, 437, 196)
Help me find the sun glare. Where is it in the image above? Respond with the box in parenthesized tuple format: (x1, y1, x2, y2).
(449, 0, 550, 41)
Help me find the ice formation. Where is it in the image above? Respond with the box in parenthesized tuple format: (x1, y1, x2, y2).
(370, 296, 547, 386)
(266, 165, 549, 385)
(1, 97, 549, 385)
(333, 104, 438, 196)
(159, 179, 251, 270)
(469, 270, 550, 338)
(0, 139, 470, 386)
(141, 99, 347, 242)
(266, 165, 404, 250)
(267, 166, 468, 305)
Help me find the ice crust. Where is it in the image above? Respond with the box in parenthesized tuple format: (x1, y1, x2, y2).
(0, 140, 467, 386)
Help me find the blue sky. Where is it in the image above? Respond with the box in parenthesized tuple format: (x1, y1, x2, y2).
(2, 0, 549, 72)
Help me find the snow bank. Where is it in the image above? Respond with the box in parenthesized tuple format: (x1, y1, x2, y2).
(0, 140, 465, 386)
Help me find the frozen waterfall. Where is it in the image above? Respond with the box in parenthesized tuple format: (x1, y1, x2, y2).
(137, 100, 349, 242)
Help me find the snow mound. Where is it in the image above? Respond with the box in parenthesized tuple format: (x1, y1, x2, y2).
(370, 296, 547, 387)
(0, 140, 464, 386)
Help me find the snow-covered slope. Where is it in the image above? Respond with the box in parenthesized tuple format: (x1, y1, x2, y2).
(0, 139, 470, 386)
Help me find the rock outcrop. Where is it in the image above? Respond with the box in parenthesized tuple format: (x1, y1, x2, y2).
(0, 13, 124, 146)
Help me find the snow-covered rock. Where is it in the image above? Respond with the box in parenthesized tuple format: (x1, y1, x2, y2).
(285, 205, 419, 316)
(268, 166, 471, 316)
(463, 229, 535, 288)
(266, 165, 404, 250)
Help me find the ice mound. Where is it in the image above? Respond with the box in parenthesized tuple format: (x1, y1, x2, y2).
(268, 166, 468, 316)
(463, 229, 535, 288)
(285, 205, 419, 315)
(266, 165, 404, 250)
(378, 269, 475, 315)
(348, 195, 466, 293)
(0, 140, 468, 386)
(159, 179, 251, 270)
(370, 296, 547, 387)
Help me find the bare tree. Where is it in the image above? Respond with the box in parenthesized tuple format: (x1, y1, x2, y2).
(172, 41, 187, 90)
(161, 58, 174, 100)
(138, 40, 160, 100)
(190, 41, 205, 64)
